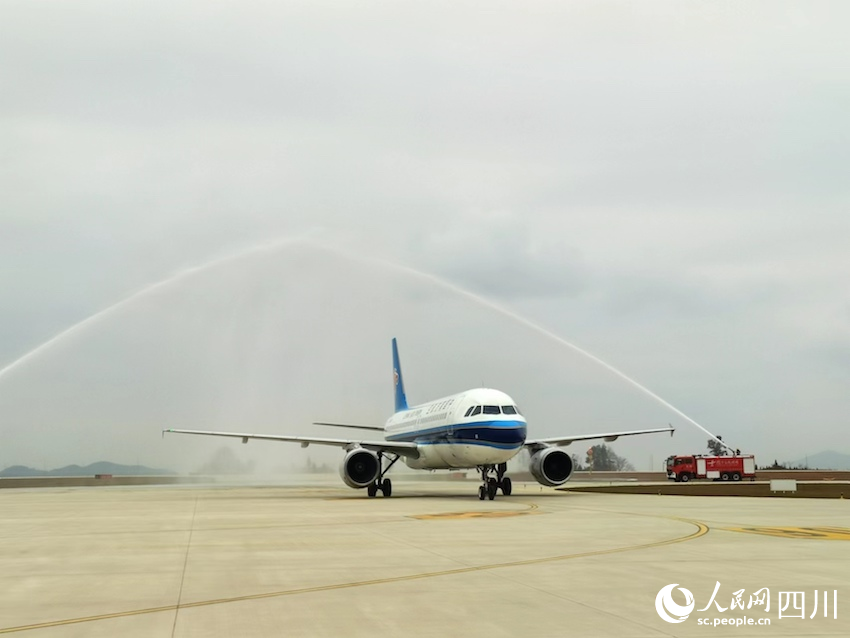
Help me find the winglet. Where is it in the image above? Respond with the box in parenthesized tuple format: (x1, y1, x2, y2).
(392, 338, 409, 412)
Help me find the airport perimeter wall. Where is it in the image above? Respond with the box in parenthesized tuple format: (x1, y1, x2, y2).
(0, 476, 208, 489)
(571, 470, 850, 481)
(2, 470, 849, 490)
(563, 481, 850, 498)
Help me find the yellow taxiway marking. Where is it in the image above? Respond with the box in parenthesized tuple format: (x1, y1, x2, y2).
(0, 513, 708, 634)
(411, 502, 540, 519)
(412, 510, 541, 520)
(726, 526, 850, 540)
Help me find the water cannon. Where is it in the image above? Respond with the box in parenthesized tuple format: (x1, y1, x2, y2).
(712, 434, 739, 455)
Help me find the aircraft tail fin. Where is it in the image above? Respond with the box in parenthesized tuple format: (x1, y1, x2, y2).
(392, 338, 409, 412)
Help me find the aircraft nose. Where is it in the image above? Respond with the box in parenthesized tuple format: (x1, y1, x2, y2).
(512, 424, 528, 445)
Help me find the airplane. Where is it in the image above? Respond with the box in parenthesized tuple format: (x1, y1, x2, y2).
(164, 338, 674, 500)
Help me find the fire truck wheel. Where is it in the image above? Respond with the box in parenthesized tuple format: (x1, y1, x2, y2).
(732, 472, 741, 481)
(680, 473, 690, 483)
(721, 472, 730, 481)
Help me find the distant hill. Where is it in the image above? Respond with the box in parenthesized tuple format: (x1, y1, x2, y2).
(0, 465, 46, 477)
(787, 451, 850, 470)
(0, 462, 175, 477)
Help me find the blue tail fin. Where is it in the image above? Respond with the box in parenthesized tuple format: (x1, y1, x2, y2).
(392, 338, 409, 412)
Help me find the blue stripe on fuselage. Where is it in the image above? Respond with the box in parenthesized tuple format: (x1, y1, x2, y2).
(416, 439, 523, 450)
(386, 419, 526, 449)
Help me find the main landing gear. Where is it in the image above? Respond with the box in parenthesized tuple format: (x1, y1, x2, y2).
(367, 452, 399, 498)
(477, 463, 513, 500)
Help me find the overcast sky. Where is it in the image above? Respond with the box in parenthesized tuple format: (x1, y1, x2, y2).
(1, 1, 848, 472)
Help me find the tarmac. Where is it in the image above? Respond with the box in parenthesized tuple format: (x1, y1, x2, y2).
(1, 478, 848, 637)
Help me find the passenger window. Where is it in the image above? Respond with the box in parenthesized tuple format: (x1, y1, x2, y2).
(501, 405, 517, 415)
(483, 405, 500, 415)
(470, 406, 482, 416)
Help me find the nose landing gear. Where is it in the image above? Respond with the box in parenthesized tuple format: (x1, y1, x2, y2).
(477, 463, 512, 500)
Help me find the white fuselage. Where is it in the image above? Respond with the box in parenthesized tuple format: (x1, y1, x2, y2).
(384, 388, 527, 470)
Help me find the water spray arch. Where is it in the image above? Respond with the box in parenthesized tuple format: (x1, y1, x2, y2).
(312, 241, 727, 449)
(0, 236, 728, 456)
(0, 236, 307, 383)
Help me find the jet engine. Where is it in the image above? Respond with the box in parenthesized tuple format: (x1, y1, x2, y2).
(340, 448, 380, 489)
(529, 447, 573, 487)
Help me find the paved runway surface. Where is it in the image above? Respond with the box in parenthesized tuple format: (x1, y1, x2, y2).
(2, 480, 848, 637)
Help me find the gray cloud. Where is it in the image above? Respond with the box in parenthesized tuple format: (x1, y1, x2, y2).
(1, 1, 849, 470)
(414, 212, 586, 298)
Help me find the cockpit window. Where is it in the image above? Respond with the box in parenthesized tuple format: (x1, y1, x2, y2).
(501, 405, 517, 415)
(463, 406, 474, 417)
(483, 405, 500, 415)
(470, 406, 482, 416)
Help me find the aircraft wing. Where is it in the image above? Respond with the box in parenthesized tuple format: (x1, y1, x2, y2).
(525, 425, 674, 451)
(162, 428, 420, 459)
(313, 422, 386, 432)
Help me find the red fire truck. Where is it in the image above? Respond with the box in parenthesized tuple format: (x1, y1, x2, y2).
(666, 454, 756, 482)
